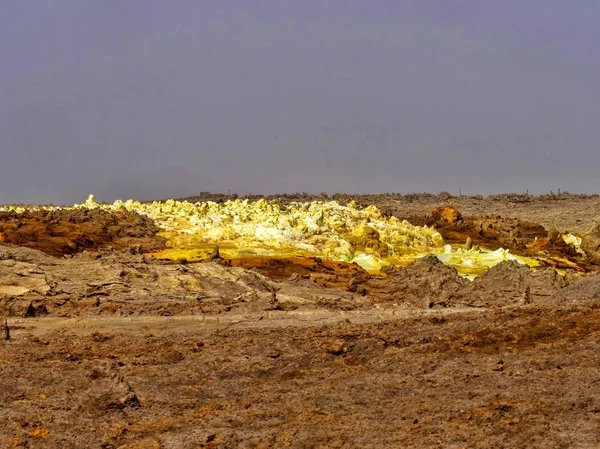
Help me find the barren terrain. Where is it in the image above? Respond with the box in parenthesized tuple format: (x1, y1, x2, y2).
(3, 194, 600, 448)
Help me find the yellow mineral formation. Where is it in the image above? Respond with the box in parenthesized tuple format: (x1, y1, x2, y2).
(0, 196, 563, 276)
(100, 198, 445, 270)
(88, 196, 543, 275)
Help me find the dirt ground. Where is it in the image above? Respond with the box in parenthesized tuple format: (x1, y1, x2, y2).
(3, 194, 600, 448)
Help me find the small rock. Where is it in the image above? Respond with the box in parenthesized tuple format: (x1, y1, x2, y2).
(129, 244, 143, 255)
(325, 340, 345, 355)
(547, 227, 560, 245)
(347, 274, 367, 292)
(267, 350, 281, 359)
(208, 246, 223, 262)
(380, 264, 396, 275)
(119, 392, 141, 409)
(24, 302, 48, 318)
(465, 236, 473, 250)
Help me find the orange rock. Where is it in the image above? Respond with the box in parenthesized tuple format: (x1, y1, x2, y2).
(430, 203, 462, 224)
(31, 428, 49, 438)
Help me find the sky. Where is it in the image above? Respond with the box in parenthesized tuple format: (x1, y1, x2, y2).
(1, 1, 600, 204)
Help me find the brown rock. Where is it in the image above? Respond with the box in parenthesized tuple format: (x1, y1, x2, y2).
(547, 227, 560, 245)
(347, 273, 368, 292)
(582, 225, 600, 265)
(208, 246, 223, 261)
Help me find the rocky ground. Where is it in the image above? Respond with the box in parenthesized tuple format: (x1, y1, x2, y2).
(2, 194, 600, 448)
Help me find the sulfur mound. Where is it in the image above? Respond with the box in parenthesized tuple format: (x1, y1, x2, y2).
(95, 197, 445, 271)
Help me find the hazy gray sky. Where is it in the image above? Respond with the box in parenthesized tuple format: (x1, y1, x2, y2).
(2, 1, 600, 204)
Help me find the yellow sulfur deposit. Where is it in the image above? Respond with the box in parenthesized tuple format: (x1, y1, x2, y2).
(97, 196, 445, 269)
(78, 195, 542, 276)
(0, 195, 548, 277)
(436, 245, 540, 279)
